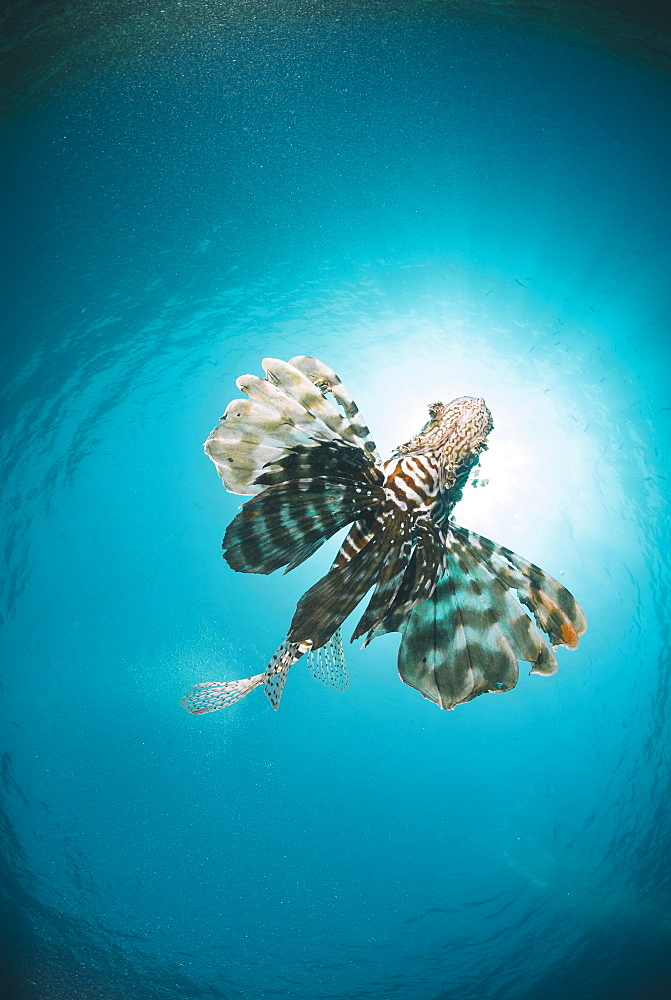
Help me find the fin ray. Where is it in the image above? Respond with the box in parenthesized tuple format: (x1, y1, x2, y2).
(364, 518, 446, 639)
(288, 516, 396, 650)
(352, 508, 414, 642)
(180, 675, 264, 713)
(449, 533, 557, 675)
(288, 355, 381, 463)
(306, 627, 350, 690)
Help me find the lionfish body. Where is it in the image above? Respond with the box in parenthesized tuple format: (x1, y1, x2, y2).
(181, 356, 585, 715)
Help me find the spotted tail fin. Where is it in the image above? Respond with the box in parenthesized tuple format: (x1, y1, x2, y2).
(263, 639, 310, 710)
(398, 527, 584, 710)
(180, 674, 265, 714)
(180, 639, 310, 714)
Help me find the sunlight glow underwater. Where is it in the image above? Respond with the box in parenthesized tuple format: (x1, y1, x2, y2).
(2, 11, 671, 1000)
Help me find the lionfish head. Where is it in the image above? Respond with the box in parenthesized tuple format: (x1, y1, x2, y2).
(399, 396, 493, 465)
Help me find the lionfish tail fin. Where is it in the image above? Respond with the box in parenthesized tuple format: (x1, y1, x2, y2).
(398, 526, 585, 710)
(180, 639, 310, 715)
(180, 674, 265, 714)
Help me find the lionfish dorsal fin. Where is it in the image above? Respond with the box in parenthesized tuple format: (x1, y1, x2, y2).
(262, 358, 368, 454)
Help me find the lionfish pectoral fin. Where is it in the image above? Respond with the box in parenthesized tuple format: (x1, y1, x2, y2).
(397, 527, 575, 710)
(306, 627, 349, 691)
(180, 674, 265, 714)
(398, 571, 521, 710)
(222, 477, 385, 575)
(450, 525, 587, 649)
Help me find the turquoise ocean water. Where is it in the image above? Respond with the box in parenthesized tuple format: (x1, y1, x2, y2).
(2, 8, 671, 999)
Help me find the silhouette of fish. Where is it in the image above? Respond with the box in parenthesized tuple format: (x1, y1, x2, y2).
(180, 356, 586, 714)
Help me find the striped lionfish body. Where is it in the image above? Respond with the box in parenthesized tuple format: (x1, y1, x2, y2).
(181, 356, 586, 714)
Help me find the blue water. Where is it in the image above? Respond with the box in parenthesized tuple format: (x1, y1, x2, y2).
(2, 12, 671, 1000)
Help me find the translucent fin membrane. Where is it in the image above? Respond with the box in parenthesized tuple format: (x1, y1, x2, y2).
(450, 525, 586, 650)
(204, 356, 382, 496)
(398, 527, 568, 710)
(306, 627, 349, 690)
(180, 674, 264, 714)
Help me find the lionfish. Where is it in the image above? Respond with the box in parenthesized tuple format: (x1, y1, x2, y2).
(181, 355, 585, 714)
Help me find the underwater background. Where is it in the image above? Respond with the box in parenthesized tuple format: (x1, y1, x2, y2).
(2, 2, 671, 998)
